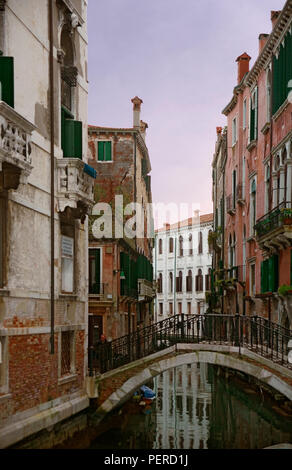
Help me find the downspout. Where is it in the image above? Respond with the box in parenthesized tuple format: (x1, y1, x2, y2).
(49, 0, 55, 354)
(221, 157, 226, 315)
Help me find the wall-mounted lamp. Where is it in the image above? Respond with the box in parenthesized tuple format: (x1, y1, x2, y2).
(113, 269, 126, 280)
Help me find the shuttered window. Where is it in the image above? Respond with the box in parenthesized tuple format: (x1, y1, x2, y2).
(0, 56, 14, 108)
(61, 107, 83, 159)
(89, 248, 101, 294)
(98, 141, 112, 161)
(249, 87, 258, 142)
(261, 255, 279, 293)
(272, 31, 292, 115)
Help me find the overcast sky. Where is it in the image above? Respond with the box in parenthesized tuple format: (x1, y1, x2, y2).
(87, 0, 285, 223)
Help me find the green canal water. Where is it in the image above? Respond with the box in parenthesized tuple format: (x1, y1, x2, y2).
(87, 364, 292, 450)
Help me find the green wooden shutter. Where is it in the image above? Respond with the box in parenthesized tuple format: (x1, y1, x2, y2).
(98, 142, 104, 161)
(0, 57, 14, 108)
(254, 86, 258, 140)
(105, 141, 112, 161)
(63, 119, 82, 158)
(261, 260, 269, 293)
(268, 255, 279, 292)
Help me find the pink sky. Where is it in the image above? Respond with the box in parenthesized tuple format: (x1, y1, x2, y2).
(87, 0, 286, 221)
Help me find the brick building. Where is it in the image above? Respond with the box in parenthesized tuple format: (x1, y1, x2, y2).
(211, 2, 292, 327)
(0, 0, 96, 447)
(87, 97, 155, 347)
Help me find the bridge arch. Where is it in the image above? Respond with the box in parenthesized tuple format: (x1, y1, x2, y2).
(95, 345, 292, 423)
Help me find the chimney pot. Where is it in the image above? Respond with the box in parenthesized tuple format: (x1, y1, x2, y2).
(236, 53, 251, 84)
(271, 11, 281, 28)
(131, 96, 143, 128)
(259, 33, 269, 53)
(216, 127, 222, 135)
(164, 223, 170, 230)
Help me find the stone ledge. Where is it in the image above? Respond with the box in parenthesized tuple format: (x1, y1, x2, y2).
(0, 394, 89, 449)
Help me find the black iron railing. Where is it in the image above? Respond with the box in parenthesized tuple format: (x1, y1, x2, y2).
(255, 201, 292, 238)
(89, 313, 292, 374)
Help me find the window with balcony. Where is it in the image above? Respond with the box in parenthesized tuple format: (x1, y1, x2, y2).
(89, 248, 101, 294)
(0, 56, 14, 108)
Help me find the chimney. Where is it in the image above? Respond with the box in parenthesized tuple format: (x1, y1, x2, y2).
(216, 127, 222, 136)
(131, 96, 143, 129)
(271, 11, 281, 29)
(164, 223, 170, 231)
(140, 120, 148, 140)
(259, 34, 269, 54)
(236, 53, 251, 84)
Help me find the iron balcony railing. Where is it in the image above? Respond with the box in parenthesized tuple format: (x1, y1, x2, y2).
(89, 313, 292, 374)
(255, 201, 292, 238)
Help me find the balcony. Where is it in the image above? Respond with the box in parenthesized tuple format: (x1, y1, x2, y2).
(89, 283, 111, 301)
(226, 194, 236, 215)
(0, 101, 35, 190)
(236, 184, 245, 205)
(138, 279, 155, 301)
(255, 201, 292, 254)
(56, 158, 96, 219)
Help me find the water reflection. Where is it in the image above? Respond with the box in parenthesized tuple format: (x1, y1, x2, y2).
(89, 363, 292, 450)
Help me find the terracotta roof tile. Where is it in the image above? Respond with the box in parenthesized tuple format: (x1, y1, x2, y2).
(155, 213, 213, 233)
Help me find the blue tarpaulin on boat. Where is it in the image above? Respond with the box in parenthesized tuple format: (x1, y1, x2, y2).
(140, 385, 155, 399)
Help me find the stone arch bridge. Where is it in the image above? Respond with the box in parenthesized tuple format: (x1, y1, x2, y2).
(87, 314, 292, 424)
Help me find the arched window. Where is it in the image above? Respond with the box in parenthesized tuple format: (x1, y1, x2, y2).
(158, 273, 163, 293)
(186, 269, 192, 292)
(169, 272, 173, 293)
(205, 268, 212, 291)
(198, 231, 203, 254)
(195, 269, 203, 292)
(158, 238, 163, 255)
(169, 237, 173, 253)
(179, 236, 183, 257)
(176, 271, 183, 292)
(189, 234, 193, 255)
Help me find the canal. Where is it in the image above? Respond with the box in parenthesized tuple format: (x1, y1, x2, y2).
(55, 363, 292, 450)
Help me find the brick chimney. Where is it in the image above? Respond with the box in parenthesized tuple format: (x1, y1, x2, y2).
(271, 11, 281, 29)
(236, 53, 251, 84)
(216, 127, 222, 136)
(259, 34, 269, 54)
(131, 96, 143, 129)
(140, 120, 148, 140)
(164, 223, 170, 231)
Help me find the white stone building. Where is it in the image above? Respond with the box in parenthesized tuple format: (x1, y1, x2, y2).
(154, 213, 213, 320)
(0, 0, 96, 448)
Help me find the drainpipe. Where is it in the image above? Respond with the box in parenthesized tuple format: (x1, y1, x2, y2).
(49, 0, 55, 354)
(221, 162, 226, 315)
(174, 237, 177, 315)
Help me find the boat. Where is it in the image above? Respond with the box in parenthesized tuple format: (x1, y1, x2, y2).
(140, 385, 156, 402)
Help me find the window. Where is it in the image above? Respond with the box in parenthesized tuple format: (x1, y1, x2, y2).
(187, 302, 191, 315)
(243, 99, 247, 130)
(265, 164, 270, 213)
(189, 234, 193, 255)
(169, 237, 173, 253)
(195, 269, 203, 292)
(89, 248, 101, 294)
(232, 116, 238, 146)
(205, 268, 212, 291)
(0, 56, 14, 108)
(60, 330, 75, 377)
(242, 156, 246, 200)
(186, 270, 192, 292)
(261, 255, 279, 293)
(0, 336, 7, 393)
(176, 271, 183, 292)
(232, 170, 237, 208)
(158, 273, 163, 293)
(266, 68, 272, 121)
(178, 302, 182, 314)
(159, 238, 163, 255)
(198, 232, 203, 254)
(159, 303, 163, 316)
(249, 87, 258, 142)
(272, 31, 292, 114)
(243, 225, 246, 282)
(169, 302, 173, 316)
(250, 179, 257, 236)
(228, 234, 233, 268)
(98, 141, 112, 162)
(169, 272, 173, 293)
(250, 264, 256, 297)
(61, 221, 75, 294)
(179, 236, 183, 256)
